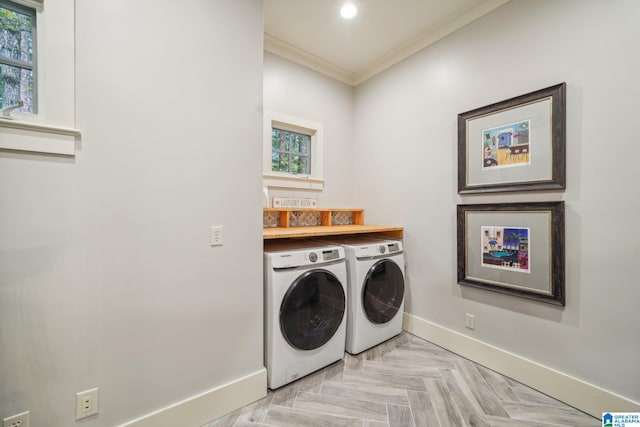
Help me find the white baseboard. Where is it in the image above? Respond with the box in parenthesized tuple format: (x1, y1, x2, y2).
(118, 368, 267, 427)
(403, 313, 640, 419)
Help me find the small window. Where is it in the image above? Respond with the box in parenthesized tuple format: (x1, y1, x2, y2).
(263, 110, 324, 190)
(0, 0, 36, 113)
(271, 127, 311, 175)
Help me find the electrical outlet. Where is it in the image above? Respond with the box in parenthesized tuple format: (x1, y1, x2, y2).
(76, 388, 99, 420)
(3, 411, 29, 427)
(210, 226, 223, 246)
(465, 313, 475, 330)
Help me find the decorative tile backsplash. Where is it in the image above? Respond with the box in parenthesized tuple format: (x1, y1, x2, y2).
(331, 211, 353, 225)
(263, 211, 279, 228)
(289, 211, 321, 227)
(263, 208, 363, 229)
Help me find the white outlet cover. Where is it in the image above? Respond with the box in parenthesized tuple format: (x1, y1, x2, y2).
(76, 388, 99, 420)
(465, 313, 475, 330)
(210, 225, 223, 246)
(3, 411, 29, 427)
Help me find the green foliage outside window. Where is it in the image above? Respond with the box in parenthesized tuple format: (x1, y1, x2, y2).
(272, 128, 311, 175)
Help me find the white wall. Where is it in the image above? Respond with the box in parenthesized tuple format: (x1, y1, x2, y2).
(354, 0, 640, 405)
(263, 52, 355, 206)
(0, 1, 264, 426)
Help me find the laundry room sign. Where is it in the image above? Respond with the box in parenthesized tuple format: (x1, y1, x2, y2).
(272, 197, 318, 208)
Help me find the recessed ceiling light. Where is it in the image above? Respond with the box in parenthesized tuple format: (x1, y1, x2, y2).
(340, 3, 357, 19)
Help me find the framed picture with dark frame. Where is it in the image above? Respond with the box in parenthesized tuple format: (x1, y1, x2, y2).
(458, 83, 566, 194)
(457, 202, 565, 306)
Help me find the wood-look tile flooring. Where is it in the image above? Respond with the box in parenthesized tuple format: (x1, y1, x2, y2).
(203, 332, 599, 427)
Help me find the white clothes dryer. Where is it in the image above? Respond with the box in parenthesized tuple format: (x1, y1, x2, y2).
(264, 240, 347, 389)
(320, 236, 405, 354)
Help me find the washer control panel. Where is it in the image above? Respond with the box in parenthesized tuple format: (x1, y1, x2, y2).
(322, 249, 340, 261)
(388, 243, 400, 252)
(267, 245, 345, 269)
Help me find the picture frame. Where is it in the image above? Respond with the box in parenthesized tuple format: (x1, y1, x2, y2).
(458, 83, 566, 194)
(457, 201, 565, 306)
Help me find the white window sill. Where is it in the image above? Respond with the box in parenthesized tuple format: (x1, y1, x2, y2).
(264, 173, 324, 190)
(0, 118, 81, 155)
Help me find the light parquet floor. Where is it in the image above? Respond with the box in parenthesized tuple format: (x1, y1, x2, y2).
(203, 332, 599, 427)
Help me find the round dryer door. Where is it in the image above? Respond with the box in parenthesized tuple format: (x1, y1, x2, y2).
(280, 269, 346, 351)
(362, 259, 405, 324)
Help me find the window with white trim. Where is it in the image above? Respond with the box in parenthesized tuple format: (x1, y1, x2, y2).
(0, 0, 80, 156)
(0, 0, 36, 113)
(263, 110, 324, 190)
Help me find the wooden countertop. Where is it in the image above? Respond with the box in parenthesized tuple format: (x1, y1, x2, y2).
(263, 224, 403, 240)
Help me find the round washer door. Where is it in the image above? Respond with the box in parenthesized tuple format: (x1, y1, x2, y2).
(362, 259, 405, 324)
(280, 269, 346, 351)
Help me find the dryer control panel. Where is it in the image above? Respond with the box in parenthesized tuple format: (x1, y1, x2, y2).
(354, 240, 403, 259)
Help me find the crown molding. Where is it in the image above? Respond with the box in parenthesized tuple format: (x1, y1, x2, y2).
(264, 0, 510, 87)
(354, 0, 511, 85)
(264, 34, 356, 86)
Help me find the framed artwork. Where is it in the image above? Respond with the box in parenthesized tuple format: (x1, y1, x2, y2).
(457, 202, 565, 306)
(458, 83, 566, 194)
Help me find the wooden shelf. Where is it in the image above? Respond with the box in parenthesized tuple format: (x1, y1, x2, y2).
(263, 208, 402, 240)
(263, 224, 403, 240)
(263, 208, 364, 228)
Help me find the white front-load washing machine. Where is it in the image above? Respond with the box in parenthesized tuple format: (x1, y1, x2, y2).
(320, 236, 405, 354)
(264, 240, 347, 389)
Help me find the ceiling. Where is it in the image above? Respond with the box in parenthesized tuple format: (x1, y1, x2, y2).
(264, 0, 510, 85)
